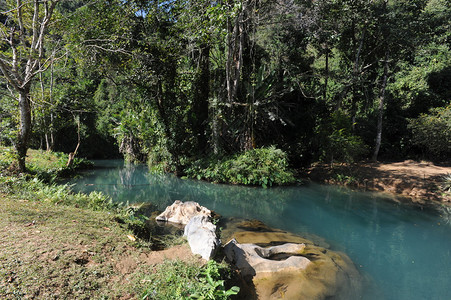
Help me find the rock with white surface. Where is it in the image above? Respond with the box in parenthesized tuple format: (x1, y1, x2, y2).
(156, 200, 211, 225)
(184, 215, 220, 260)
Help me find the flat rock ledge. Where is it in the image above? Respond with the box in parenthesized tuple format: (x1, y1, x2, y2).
(224, 239, 310, 277)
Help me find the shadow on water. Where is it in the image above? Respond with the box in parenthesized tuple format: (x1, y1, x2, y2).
(67, 160, 451, 300)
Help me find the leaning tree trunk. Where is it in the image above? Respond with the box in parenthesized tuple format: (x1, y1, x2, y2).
(16, 87, 32, 172)
(372, 50, 390, 162)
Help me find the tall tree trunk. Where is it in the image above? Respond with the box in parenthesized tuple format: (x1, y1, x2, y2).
(226, 2, 245, 103)
(351, 28, 365, 132)
(192, 44, 210, 154)
(211, 98, 220, 154)
(372, 50, 390, 162)
(324, 46, 329, 102)
(50, 112, 54, 150)
(351, 96, 357, 132)
(16, 87, 32, 172)
(47, 63, 55, 151)
(336, 27, 366, 111)
(0, 0, 59, 171)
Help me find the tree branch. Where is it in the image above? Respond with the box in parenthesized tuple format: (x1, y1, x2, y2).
(0, 59, 20, 91)
(84, 44, 132, 55)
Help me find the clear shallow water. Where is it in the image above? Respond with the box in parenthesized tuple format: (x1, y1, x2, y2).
(67, 160, 451, 300)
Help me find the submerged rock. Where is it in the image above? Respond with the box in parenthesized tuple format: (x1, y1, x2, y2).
(184, 215, 220, 260)
(221, 219, 362, 300)
(155, 200, 211, 225)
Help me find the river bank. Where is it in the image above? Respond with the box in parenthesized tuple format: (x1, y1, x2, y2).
(0, 149, 237, 299)
(2, 149, 450, 299)
(304, 160, 451, 204)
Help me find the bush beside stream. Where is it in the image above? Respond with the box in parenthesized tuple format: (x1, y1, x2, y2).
(185, 146, 297, 188)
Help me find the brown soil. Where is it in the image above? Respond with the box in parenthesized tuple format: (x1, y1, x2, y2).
(305, 160, 451, 204)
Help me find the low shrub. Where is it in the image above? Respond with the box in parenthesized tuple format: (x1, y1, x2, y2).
(185, 146, 297, 187)
(440, 173, 451, 194)
(326, 129, 368, 164)
(334, 173, 359, 186)
(140, 260, 239, 299)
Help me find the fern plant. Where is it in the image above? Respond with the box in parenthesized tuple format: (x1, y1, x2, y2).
(440, 173, 451, 193)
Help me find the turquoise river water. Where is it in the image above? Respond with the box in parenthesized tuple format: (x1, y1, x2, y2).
(67, 160, 451, 300)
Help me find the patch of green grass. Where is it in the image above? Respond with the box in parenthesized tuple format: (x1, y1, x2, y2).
(0, 185, 240, 299)
(0, 176, 111, 210)
(0, 175, 152, 246)
(0, 146, 93, 182)
(136, 260, 239, 300)
(0, 194, 146, 299)
(334, 173, 359, 186)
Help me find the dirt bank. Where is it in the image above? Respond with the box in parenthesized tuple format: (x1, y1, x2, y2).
(305, 160, 451, 204)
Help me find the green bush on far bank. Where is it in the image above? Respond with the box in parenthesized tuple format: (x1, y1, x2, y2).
(185, 146, 297, 188)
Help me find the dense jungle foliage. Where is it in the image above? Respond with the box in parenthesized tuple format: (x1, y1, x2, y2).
(0, 0, 450, 178)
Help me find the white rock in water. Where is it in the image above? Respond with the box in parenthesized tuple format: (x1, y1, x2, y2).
(184, 215, 220, 260)
(156, 200, 211, 225)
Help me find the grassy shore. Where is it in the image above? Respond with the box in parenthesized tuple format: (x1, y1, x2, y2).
(1, 194, 151, 298)
(0, 148, 239, 299)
